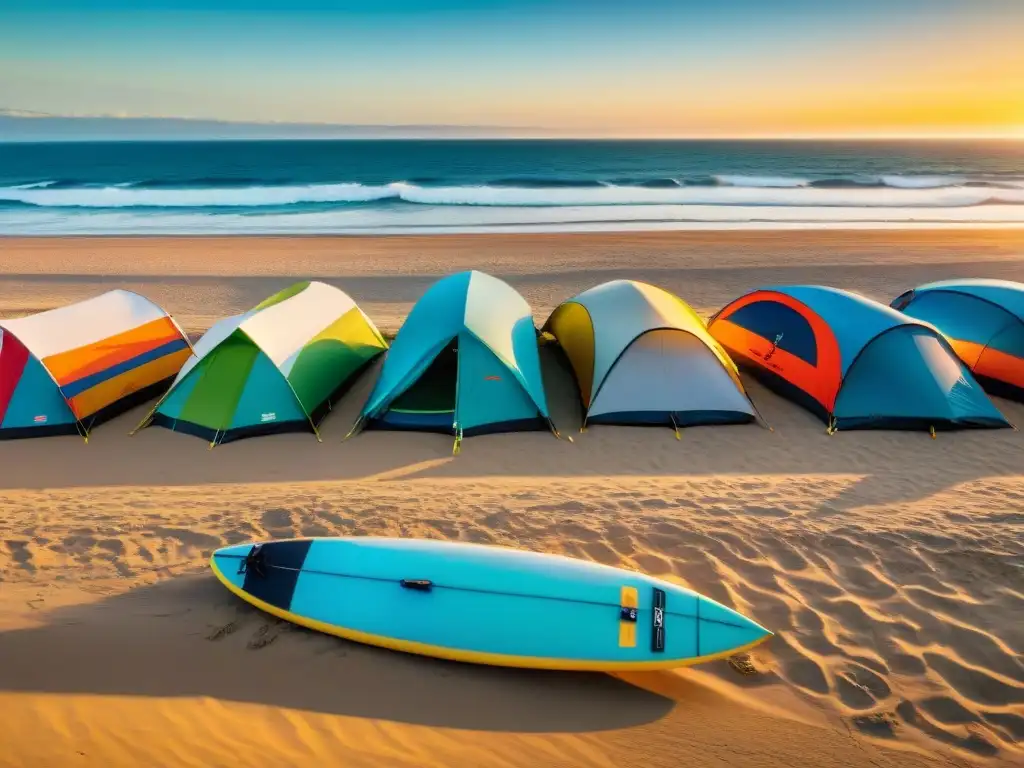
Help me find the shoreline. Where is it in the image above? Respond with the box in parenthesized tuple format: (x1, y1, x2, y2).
(3, 220, 1024, 239)
(4, 222, 1024, 237)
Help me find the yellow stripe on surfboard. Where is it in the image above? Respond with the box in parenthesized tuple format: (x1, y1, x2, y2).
(619, 586, 638, 648)
(210, 555, 769, 672)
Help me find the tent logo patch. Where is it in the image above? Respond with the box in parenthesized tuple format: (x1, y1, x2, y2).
(260, 412, 277, 423)
(33, 414, 48, 423)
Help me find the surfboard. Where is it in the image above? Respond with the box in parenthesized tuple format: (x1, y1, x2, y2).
(210, 537, 771, 671)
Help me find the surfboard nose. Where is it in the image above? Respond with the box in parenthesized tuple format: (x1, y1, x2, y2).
(695, 596, 772, 658)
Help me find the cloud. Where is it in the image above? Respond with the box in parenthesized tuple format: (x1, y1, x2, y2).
(0, 108, 56, 118)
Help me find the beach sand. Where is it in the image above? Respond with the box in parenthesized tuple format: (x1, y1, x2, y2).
(0, 231, 1022, 767)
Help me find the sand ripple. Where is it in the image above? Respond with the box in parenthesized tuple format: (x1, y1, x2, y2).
(1, 474, 1022, 763)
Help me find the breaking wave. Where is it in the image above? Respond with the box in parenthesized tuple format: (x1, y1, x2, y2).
(2, 178, 1023, 209)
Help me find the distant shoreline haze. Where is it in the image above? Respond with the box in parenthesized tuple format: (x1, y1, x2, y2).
(0, 113, 555, 142)
(1, 113, 1021, 143)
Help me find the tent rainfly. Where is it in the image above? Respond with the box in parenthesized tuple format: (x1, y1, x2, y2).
(0, 289, 191, 439)
(709, 285, 1010, 432)
(136, 281, 386, 445)
(892, 279, 1024, 402)
(544, 280, 759, 434)
(353, 270, 552, 452)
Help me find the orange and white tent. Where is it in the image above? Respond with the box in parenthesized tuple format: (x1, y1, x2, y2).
(0, 290, 191, 438)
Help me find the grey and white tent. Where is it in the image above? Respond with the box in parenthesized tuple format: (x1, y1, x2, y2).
(544, 280, 759, 431)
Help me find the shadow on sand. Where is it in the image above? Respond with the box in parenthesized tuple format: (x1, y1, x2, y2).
(0, 575, 677, 733)
(0, 341, 1020, 513)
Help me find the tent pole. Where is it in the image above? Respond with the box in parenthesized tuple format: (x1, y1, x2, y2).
(74, 418, 89, 445)
(548, 417, 570, 442)
(129, 406, 156, 436)
(747, 399, 773, 432)
(344, 415, 365, 440)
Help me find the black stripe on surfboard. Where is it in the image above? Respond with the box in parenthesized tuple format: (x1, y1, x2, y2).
(237, 540, 312, 611)
(216, 550, 751, 630)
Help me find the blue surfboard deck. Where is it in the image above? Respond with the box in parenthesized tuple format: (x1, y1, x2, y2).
(210, 537, 771, 671)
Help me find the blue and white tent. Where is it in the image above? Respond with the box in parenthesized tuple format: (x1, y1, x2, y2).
(355, 271, 552, 446)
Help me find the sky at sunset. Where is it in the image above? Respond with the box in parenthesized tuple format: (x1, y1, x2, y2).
(2, 0, 1023, 138)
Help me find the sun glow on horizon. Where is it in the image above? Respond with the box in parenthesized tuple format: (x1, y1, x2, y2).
(1, 1, 1023, 140)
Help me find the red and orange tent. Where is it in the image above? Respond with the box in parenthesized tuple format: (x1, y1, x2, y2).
(708, 285, 1009, 432)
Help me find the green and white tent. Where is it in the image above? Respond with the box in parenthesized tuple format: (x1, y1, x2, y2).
(136, 281, 386, 445)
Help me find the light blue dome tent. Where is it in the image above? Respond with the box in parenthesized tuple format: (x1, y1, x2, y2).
(351, 271, 554, 452)
(892, 279, 1024, 402)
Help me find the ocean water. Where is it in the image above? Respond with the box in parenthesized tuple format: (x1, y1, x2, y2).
(1, 140, 1022, 235)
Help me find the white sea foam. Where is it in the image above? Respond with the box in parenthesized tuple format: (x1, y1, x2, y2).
(0, 182, 398, 208)
(713, 174, 810, 188)
(2, 176, 1024, 237)
(10, 181, 57, 190)
(3, 202, 1022, 236)
(3, 178, 1023, 210)
(390, 183, 1023, 208)
(878, 175, 966, 189)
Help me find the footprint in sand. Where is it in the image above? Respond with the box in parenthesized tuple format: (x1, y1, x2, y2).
(260, 507, 296, 538)
(206, 620, 240, 641)
(97, 538, 125, 557)
(5, 540, 35, 572)
(300, 522, 332, 538)
(247, 622, 286, 650)
(850, 711, 899, 739)
(835, 663, 891, 710)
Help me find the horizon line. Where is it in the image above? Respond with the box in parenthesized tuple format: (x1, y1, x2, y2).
(1, 135, 1022, 142)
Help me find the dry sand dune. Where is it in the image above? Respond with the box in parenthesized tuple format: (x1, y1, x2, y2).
(1, 231, 1023, 767)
